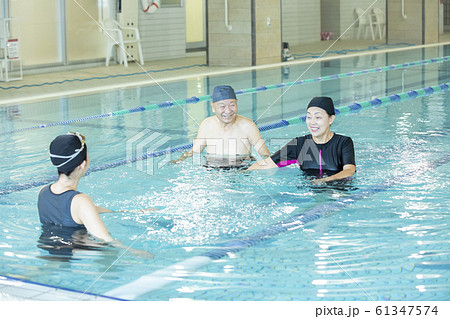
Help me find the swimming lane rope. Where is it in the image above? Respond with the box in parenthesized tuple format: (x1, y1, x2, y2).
(1, 56, 448, 136)
(0, 81, 448, 197)
(104, 153, 450, 300)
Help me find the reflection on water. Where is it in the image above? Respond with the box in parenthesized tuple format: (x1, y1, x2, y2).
(37, 223, 105, 262)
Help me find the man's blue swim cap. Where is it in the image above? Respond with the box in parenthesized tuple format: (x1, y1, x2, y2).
(212, 85, 237, 103)
(307, 96, 335, 116)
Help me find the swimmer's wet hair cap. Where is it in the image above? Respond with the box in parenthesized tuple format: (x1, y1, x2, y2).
(307, 96, 335, 116)
(212, 85, 237, 103)
(49, 133, 87, 174)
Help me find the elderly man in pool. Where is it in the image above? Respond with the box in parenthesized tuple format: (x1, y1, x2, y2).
(172, 85, 271, 167)
(248, 96, 356, 183)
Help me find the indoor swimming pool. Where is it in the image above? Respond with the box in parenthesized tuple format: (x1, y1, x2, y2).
(0, 46, 449, 301)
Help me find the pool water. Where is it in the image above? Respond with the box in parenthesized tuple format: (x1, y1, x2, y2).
(0, 47, 449, 301)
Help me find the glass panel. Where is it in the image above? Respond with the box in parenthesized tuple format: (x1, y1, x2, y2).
(66, 0, 108, 62)
(186, 0, 203, 43)
(10, 0, 62, 66)
(444, 0, 450, 26)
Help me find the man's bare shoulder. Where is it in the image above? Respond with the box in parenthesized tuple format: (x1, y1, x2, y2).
(200, 116, 217, 127)
(236, 115, 258, 129)
(197, 116, 219, 138)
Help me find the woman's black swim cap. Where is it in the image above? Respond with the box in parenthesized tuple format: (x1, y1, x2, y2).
(307, 96, 335, 116)
(49, 134, 87, 174)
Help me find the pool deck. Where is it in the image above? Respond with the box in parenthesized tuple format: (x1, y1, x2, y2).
(4, 38, 448, 107)
(0, 276, 123, 301)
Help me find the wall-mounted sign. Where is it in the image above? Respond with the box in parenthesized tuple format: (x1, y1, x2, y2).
(7, 38, 20, 59)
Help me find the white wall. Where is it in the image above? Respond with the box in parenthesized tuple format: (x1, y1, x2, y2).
(321, 0, 340, 38)
(281, 0, 384, 44)
(5, 1, 187, 67)
(321, 0, 386, 40)
(281, 0, 321, 46)
(138, 7, 186, 61)
(341, 0, 386, 39)
(5, 0, 393, 68)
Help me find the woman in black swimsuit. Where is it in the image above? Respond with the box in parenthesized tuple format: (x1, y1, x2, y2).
(248, 97, 356, 183)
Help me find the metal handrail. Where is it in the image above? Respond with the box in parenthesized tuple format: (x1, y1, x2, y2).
(225, 0, 232, 31)
(402, 0, 407, 19)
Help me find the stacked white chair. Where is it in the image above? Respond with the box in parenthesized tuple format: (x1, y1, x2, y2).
(355, 8, 375, 40)
(372, 7, 386, 39)
(101, 18, 144, 67)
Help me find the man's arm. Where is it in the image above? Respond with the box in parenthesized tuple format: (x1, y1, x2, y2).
(171, 120, 208, 163)
(246, 120, 270, 158)
(248, 136, 300, 170)
(247, 157, 278, 170)
(96, 206, 113, 213)
(97, 206, 159, 214)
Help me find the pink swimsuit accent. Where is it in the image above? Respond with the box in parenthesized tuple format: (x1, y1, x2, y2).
(276, 159, 299, 168)
(319, 149, 323, 176)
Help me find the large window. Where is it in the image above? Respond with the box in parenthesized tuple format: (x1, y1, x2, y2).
(10, 0, 62, 66)
(66, 0, 107, 62)
(444, 0, 450, 29)
(185, 0, 205, 49)
(8, 0, 111, 67)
